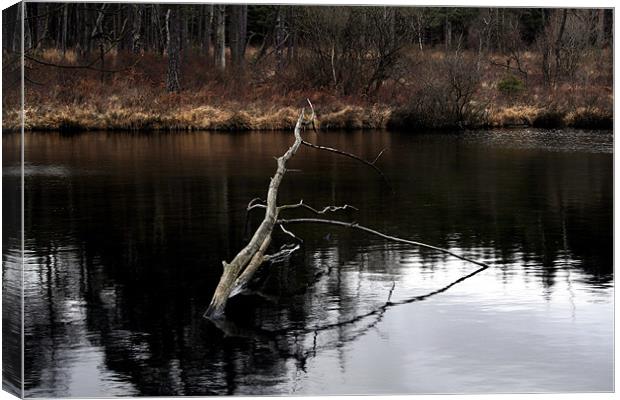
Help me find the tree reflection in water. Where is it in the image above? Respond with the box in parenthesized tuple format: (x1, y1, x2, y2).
(2, 130, 611, 396)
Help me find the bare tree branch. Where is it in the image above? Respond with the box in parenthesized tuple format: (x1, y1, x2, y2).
(204, 107, 309, 318)
(279, 224, 303, 244)
(205, 101, 486, 322)
(277, 200, 359, 215)
(371, 148, 387, 165)
(301, 140, 390, 187)
(277, 218, 491, 269)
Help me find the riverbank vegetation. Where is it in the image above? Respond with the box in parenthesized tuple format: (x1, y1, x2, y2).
(2, 5, 613, 131)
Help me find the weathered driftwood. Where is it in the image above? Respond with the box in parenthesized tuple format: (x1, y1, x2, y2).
(204, 101, 490, 319)
(204, 104, 313, 318)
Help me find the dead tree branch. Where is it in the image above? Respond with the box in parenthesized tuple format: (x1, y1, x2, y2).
(279, 224, 303, 244)
(301, 140, 390, 186)
(205, 102, 488, 321)
(278, 200, 359, 214)
(205, 100, 387, 318)
(204, 105, 312, 318)
(277, 218, 491, 269)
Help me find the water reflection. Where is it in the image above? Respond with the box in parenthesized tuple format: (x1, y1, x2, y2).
(2, 129, 613, 396)
(2, 131, 22, 397)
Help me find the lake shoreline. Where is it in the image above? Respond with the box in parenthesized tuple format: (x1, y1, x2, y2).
(3, 103, 613, 132)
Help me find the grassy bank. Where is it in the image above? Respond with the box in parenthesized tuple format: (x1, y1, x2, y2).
(3, 49, 613, 132)
(5, 103, 393, 132)
(3, 102, 612, 132)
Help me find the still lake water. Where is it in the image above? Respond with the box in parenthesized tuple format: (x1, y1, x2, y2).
(2, 129, 613, 396)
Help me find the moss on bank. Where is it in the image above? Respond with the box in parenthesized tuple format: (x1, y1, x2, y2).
(2, 103, 611, 132)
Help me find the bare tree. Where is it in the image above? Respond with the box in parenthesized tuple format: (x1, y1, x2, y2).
(296, 7, 414, 96)
(408, 7, 429, 52)
(537, 9, 599, 88)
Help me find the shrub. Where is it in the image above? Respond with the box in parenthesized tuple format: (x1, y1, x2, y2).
(532, 109, 566, 128)
(497, 75, 526, 96)
(567, 108, 613, 129)
(388, 54, 485, 130)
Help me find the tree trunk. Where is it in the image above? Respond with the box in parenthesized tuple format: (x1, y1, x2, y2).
(445, 14, 452, 50)
(553, 9, 568, 84)
(132, 5, 143, 53)
(215, 5, 226, 71)
(24, 3, 35, 51)
(166, 7, 182, 92)
(37, 3, 49, 50)
(416, 14, 424, 52)
(204, 5, 213, 56)
(540, 10, 551, 87)
(2, 4, 16, 53)
(275, 8, 285, 72)
(181, 6, 189, 56)
(23, 2, 32, 51)
(61, 4, 68, 55)
(229, 5, 247, 69)
(286, 6, 296, 61)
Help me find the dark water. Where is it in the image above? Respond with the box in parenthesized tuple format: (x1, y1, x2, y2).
(2, 129, 613, 396)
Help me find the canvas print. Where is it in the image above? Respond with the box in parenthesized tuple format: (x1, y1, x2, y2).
(2, 2, 614, 397)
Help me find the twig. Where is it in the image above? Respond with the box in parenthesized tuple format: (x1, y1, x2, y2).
(246, 197, 266, 211)
(279, 224, 303, 244)
(278, 200, 358, 215)
(371, 149, 387, 165)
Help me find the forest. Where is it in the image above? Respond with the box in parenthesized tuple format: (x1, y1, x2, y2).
(2, 4, 614, 131)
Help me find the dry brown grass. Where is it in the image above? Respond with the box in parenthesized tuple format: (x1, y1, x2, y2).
(565, 107, 613, 129)
(7, 101, 611, 132)
(12, 103, 391, 132)
(40, 48, 79, 64)
(487, 105, 541, 127)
